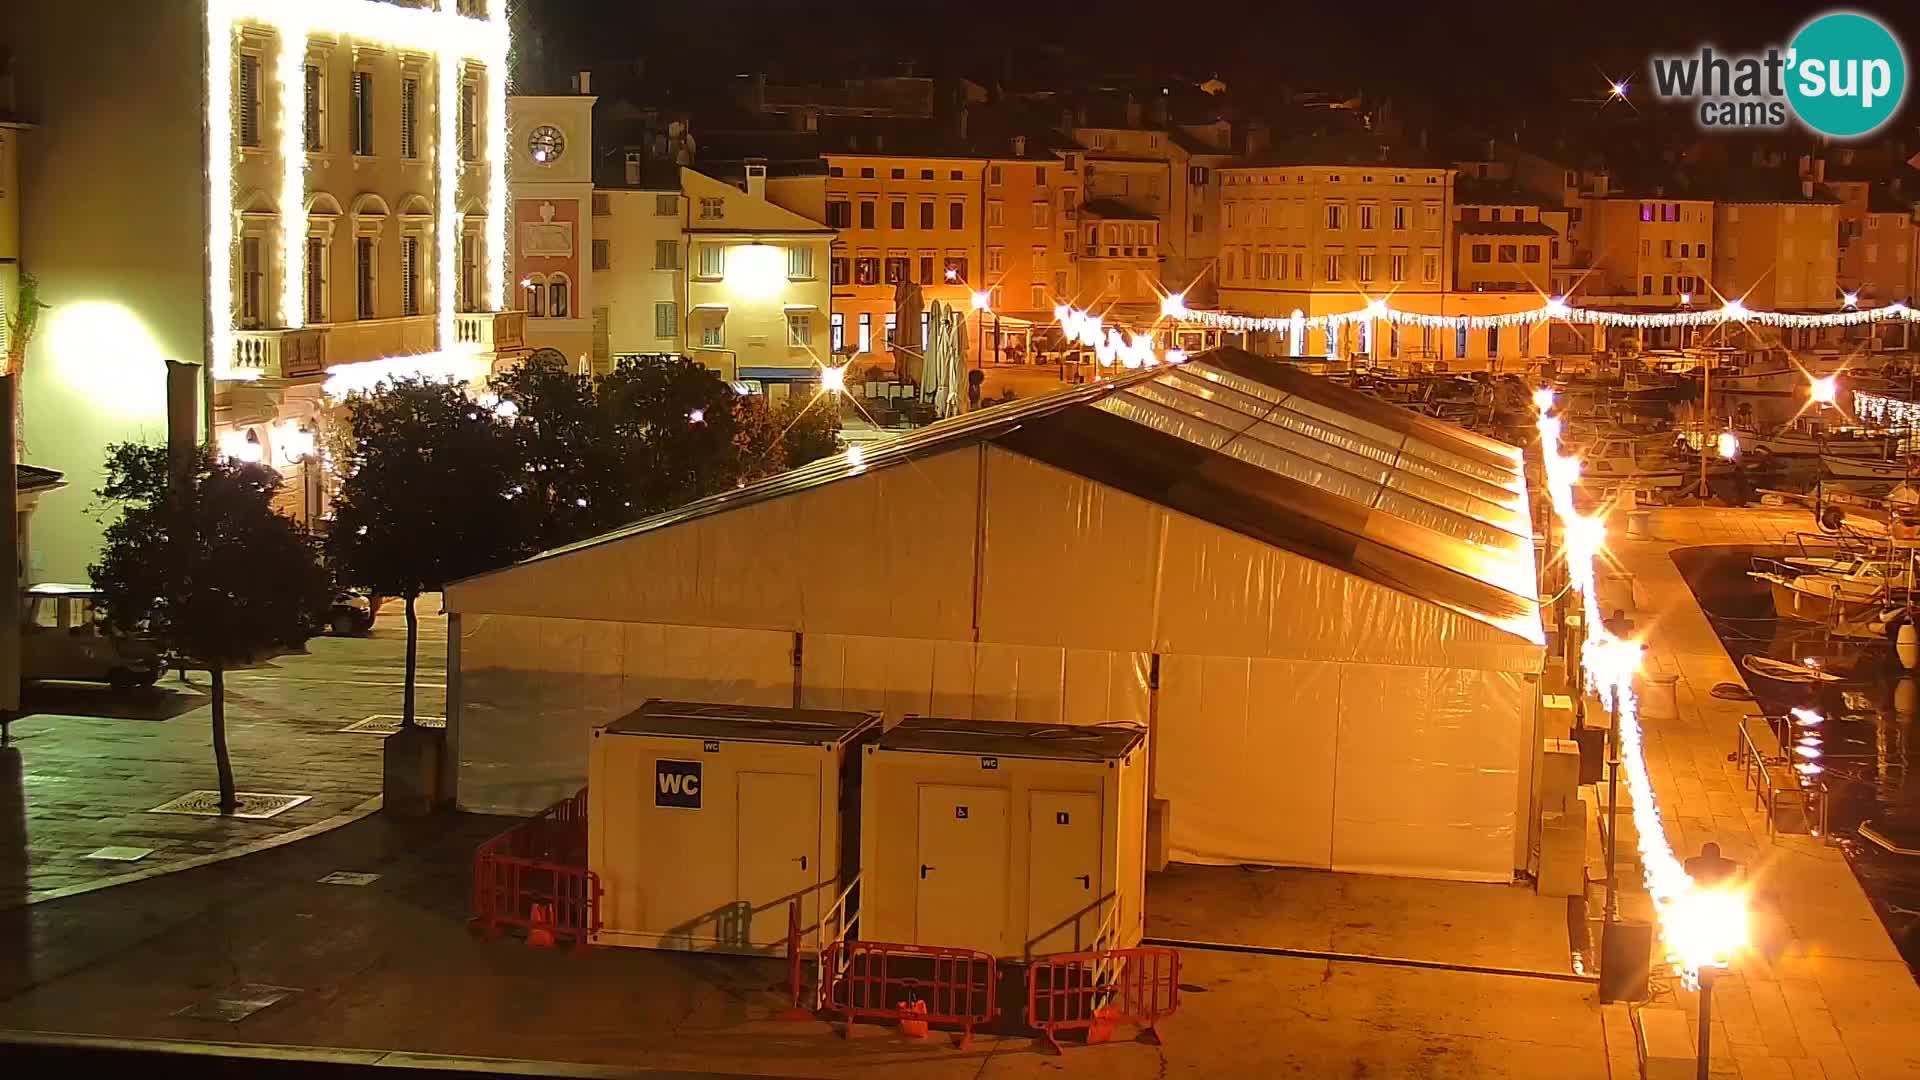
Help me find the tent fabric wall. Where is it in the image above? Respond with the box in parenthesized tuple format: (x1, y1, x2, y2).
(457, 614, 793, 814)
(798, 634, 1151, 728)
(1156, 655, 1531, 881)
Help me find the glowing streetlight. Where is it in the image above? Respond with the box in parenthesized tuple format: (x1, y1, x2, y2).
(970, 291, 992, 312)
(1721, 298, 1748, 320)
(1843, 291, 1860, 308)
(1716, 431, 1739, 459)
(1533, 387, 1556, 413)
(1810, 375, 1839, 405)
(1160, 292, 1189, 319)
(1545, 296, 1571, 318)
(1680, 292, 1692, 306)
(820, 364, 848, 395)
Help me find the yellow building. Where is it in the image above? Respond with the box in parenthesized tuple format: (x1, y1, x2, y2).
(1453, 186, 1556, 295)
(1828, 174, 1911, 306)
(593, 184, 687, 364)
(1711, 184, 1840, 319)
(1579, 194, 1715, 307)
(682, 166, 835, 393)
(4, 0, 523, 575)
(1073, 124, 1229, 302)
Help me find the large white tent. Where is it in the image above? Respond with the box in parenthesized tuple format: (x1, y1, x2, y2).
(444, 349, 1545, 881)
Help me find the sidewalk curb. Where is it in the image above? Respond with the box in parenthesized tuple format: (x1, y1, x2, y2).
(5, 794, 385, 910)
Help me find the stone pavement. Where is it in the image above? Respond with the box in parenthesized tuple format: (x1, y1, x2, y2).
(1, 597, 446, 907)
(1604, 506, 1920, 1079)
(0, 809, 1608, 1079)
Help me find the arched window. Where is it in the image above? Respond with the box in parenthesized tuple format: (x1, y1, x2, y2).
(548, 273, 571, 319)
(523, 274, 546, 318)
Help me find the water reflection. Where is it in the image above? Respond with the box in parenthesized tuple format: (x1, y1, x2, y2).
(1677, 545, 1920, 969)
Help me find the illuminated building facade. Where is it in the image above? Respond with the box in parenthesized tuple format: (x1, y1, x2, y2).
(2, 0, 519, 576)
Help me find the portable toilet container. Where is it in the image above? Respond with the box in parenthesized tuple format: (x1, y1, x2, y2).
(859, 716, 1148, 960)
(589, 699, 881, 954)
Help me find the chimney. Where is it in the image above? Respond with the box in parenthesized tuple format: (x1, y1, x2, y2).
(1151, 94, 1169, 129)
(573, 69, 592, 95)
(624, 150, 642, 186)
(745, 159, 767, 201)
(1125, 99, 1143, 128)
(1012, 134, 1027, 157)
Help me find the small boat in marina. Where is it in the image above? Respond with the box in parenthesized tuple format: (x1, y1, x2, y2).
(1742, 654, 1846, 683)
(1823, 455, 1913, 482)
(1578, 435, 1687, 490)
(1748, 555, 1913, 623)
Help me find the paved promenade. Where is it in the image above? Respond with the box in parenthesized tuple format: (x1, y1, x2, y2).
(1605, 506, 1920, 1079)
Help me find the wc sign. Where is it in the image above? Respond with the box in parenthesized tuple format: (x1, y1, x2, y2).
(655, 759, 702, 808)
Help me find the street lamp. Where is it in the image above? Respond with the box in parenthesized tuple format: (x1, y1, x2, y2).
(970, 291, 991, 382)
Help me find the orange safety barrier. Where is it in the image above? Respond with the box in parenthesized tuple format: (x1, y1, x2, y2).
(1027, 947, 1181, 1053)
(823, 940, 998, 1048)
(471, 788, 602, 950)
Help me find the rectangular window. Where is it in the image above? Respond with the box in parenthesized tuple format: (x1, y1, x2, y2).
(460, 79, 478, 160)
(655, 239, 679, 270)
(859, 201, 875, 229)
(400, 77, 418, 159)
(1423, 203, 1441, 231)
(1326, 202, 1345, 229)
(592, 193, 611, 216)
(1390, 253, 1407, 282)
(1640, 202, 1655, 222)
(1358, 204, 1375, 229)
(855, 256, 880, 285)
(1662, 274, 1672, 294)
(831, 256, 850, 285)
(655, 301, 677, 338)
(460, 235, 476, 312)
(304, 64, 323, 152)
(987, 201, 1004, 227)
(857, 313, 871, 352)
(1455, 324, 1468, 359)
(884, 313, 897, 344)
(989, 165, 1003, 186)
(890, 201, 906, 229)
(700, 318, 724, 348)
(238, 53, 261, 147)
(1422, 252, 1439, 282)
(1497, 244, 1517, 263)
(1324, 254, 1342, 280)
(1523, 245, 1541, 264)
(698, 243, 725, 279)
(350, 71, 374, 156)
(1054, 270, 1067, 294)
(699, 197, 724, 221)
(1663, 239, 1674, 258)
(655, 194, 678, 216)
(401, 237, 419, 315)
(1032, 283, 1047, 308)
(919, 201, 934, 229)
(884, 255, 908, 284)
(950, 202, 964, 230)
(944, 256, 967, 282)
(788, 312, 811, 347)
(524, 277, 544, 318)
(1189, 165, 1209, 186)
(1358, 253, 1374, 280)
(826, 201, 851, 229)
(592, 239, 610, 271)
(1392, 204, 1408, 230)
(1035, 202, 1052, 227)
(986, 247, 1005, 273)
(1191, 214, 1203, 233)
(1642, 274, 1653, 293)
(830, 312, 845, 352)
(355, 237, 375, 319)
(1487, 326, 1500, 358)
(788, 246, 815, 279)
(919, 254, 934, 285)
(240, 236, 262, 325)
(1472, 244, 1491, 263)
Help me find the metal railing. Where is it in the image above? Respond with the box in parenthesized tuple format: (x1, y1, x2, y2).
(1734, 718, 1828, 840)
(823, 940, 998, 1049)
(470, 787, 602, 949)
(1027, 947, 1182, 1053)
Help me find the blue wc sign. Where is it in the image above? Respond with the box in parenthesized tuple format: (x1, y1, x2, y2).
(655, 759, 702, 808)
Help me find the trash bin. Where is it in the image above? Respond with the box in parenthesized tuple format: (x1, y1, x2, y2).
(1625, 509, 1653, 539)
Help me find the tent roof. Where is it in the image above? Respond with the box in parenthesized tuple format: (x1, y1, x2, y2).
(478, 347, 1539, 642)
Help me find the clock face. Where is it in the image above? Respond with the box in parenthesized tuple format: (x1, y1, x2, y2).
(528, 125, 566, 164)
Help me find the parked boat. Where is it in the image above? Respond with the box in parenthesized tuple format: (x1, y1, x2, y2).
(1824, 455, 1913, 482)
(1741, 654, 1845, 683)
(1748, 556, 1912, 623)
(1579, 436, 1686, 490)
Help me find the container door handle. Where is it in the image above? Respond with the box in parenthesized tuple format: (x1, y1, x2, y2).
(794, 855, 807, 871)
(1076, 874, 1091, 890)
(920, 864, 934, 879)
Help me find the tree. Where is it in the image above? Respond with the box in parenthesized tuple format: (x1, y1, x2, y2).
(91, 443, 330, 811)
(327, 378, 529, 728)
(773, 391, 844, 469)
(487, 353, 623, 551)
(598, 354, 759, 514)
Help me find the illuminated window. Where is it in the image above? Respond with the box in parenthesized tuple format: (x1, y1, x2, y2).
(855, 255, 879, 285)
(857, 313, 871, 352)
(884, 313, 896, 343)
(885, 254, 909, 284)
(830, 312, 844, 351)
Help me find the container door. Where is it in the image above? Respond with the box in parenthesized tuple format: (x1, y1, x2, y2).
(915, 784, 1008, 954)
(737, 771, 819, 948)
(1026, 791, 1102, 956)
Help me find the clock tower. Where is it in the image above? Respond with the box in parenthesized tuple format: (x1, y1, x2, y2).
(508, 77, 598, 367)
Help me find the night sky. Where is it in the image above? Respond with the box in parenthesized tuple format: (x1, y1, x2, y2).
(516, 0, 1920, 129)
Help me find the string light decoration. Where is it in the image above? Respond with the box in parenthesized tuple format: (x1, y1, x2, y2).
(1170, 295, 1914, 337)
(205, 0, 510, 380)
(1854, 391, 1920, 429)
(1054, 306, 1186, 369)
(1536, 390, 1748, 983)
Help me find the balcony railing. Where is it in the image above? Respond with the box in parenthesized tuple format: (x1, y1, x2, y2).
(232, 327, 328, 379)
(456, 310, 527, 353)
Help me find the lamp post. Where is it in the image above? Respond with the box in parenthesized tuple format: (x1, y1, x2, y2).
(970, 291, 991, 401)
(1697, 964, 1720, 1079)
(1606, 685, 1622, 923)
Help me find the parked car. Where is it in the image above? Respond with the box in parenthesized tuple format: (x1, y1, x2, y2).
(22, 583, 165, 694)
(328, 590, 380, 637)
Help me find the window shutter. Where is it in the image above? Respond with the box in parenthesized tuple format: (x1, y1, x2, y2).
(400, 78, 417, 159)
(304, 66, 321, 151)
(401, 238, 417, 315)
(238, 56, 259, 146)
(352, 71, 372, 155)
